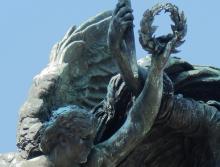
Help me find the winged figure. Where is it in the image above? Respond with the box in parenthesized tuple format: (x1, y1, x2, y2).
(13, 1, 220, 167)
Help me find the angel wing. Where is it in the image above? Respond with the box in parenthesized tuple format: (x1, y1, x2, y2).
(138, 56, 220, 103)
(50, 10, 119, 110)
(17, 11, 119, 159)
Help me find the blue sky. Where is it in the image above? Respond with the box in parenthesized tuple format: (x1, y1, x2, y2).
(0, 0, 220, 153)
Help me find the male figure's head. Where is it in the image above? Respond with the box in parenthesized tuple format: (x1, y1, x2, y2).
(40, 105, 97, 167)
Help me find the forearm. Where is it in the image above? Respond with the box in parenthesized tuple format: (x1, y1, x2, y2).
(96, 65, 164, 166)
(135, 66, 163, 133)
(107, 5, 141, 95)
(110, 45, 141, 94)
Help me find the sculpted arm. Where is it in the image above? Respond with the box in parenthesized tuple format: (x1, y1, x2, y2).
(107, 1, 142, 94)
(86, 2, 177, 165)
(91, 39, 176, 167)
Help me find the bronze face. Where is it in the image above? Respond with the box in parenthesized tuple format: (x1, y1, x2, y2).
(40, 105, 97, 166)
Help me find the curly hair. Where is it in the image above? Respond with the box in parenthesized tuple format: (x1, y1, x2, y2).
(40, 105, 97, 154)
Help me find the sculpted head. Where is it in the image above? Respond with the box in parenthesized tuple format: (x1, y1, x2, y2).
(40, 105, 97, 166)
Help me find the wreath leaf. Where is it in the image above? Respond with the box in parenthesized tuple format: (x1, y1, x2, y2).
(139, 3, 187, 55)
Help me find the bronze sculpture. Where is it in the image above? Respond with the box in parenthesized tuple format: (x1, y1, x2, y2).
(1, 1, 220, 167)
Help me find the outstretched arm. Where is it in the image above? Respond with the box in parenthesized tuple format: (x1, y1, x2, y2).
(108, 1, 141, 94)
(88, 28, 178, 167)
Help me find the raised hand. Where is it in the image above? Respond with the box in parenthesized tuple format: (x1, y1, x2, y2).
(108, 1, 134, 50)
(108, 1, 141, 94)
(151, 33, 178, 72)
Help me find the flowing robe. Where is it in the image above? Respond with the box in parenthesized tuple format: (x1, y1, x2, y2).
(93, 57, 220, 167)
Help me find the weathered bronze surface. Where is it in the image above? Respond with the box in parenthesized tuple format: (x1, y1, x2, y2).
(1, 1, 220, 167)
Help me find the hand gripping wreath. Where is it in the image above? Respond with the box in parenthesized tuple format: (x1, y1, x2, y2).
(139, 3, 187, 55)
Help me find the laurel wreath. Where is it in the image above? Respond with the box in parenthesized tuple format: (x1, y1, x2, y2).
(139, 3, 187, 55)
